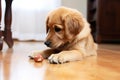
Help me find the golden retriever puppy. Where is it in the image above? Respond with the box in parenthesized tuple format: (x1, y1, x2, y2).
(32, 7, 97, 64)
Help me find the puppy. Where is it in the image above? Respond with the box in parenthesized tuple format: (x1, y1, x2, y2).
(32, 7, 97, 64)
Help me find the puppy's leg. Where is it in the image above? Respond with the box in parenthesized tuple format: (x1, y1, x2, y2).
(48, 50, 84, 64)
(31, 49, 55, 59)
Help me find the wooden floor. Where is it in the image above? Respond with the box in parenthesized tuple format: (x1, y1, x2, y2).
(0, 41, 120, 80)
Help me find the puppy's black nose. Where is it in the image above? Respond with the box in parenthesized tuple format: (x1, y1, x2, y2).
(44, 41, 51, 47)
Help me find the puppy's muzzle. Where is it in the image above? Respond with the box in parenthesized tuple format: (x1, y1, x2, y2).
(44, 41, 51, 47)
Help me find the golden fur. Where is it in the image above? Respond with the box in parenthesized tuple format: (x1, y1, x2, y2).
(32, 7, 97, 64)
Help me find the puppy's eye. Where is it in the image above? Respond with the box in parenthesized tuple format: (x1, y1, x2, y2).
(54, 26, 61, 32)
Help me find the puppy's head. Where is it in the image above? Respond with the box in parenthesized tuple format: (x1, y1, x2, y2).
(44, 7, 84, 49)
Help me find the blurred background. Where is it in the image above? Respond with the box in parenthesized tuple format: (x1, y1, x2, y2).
(1, 0, 87, 41)
(1, 0, 120, 43)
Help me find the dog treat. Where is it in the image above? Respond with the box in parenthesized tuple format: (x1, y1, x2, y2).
(29, 54, 44, 62)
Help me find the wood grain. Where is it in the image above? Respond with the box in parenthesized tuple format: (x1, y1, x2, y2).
(0, 42, 120, 80)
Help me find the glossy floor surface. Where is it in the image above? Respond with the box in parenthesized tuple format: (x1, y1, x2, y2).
(0, 41, 120, 80)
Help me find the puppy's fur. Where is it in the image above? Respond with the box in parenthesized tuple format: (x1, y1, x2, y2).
(32, 7, 97, 64)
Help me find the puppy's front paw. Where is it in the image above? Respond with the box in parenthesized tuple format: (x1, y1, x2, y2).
(48, 54, 68, 64)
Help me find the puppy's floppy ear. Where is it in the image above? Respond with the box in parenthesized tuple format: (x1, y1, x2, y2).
(63, 14, 84, 39)
(46, 17, 49, 33)
(77, 18, 91, 40)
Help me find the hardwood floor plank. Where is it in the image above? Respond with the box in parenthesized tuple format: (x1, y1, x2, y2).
(0, 41, 120, 80)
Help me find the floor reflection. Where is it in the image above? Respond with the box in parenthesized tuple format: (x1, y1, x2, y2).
(2, 49, 13, 80)
(44, 56, 97, 80)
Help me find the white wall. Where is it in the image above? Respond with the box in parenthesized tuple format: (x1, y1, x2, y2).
(61, 0, 87, 18)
